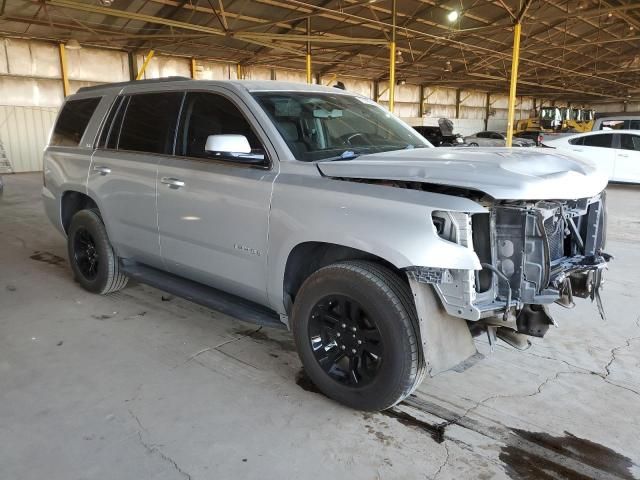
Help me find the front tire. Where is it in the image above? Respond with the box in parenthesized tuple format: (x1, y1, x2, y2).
(67, 209, 128, 294)
(291, 261, 425, 411)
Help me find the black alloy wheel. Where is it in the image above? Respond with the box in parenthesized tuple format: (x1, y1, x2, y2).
(308, 295, 383, 387)
(73, 227, 100, 281)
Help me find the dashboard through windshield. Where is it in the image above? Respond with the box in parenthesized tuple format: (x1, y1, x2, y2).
(252, 91, 432, 162)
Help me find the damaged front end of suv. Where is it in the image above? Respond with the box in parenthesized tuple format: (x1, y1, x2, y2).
(415, 192, 611, 351)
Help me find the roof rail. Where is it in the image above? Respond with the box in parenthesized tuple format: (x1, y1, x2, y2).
(75, 76, 191, 94)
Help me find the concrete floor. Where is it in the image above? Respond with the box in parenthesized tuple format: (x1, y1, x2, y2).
(1, 173, 639, 480)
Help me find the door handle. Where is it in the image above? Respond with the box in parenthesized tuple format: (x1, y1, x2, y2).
(161, 177, 185, 189)
(93, 165, 111, 175)
(618, 153, 629, 158)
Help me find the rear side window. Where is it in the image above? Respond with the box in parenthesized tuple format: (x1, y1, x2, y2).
(50, 97, 101, 146)
(117, 92, 183, 154)
(583, 134, 613, 148)
(629, 120, 640, 130)
(620, 134, 640, 151)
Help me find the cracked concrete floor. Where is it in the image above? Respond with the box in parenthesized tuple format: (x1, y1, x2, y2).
(1, 173, 639, 480)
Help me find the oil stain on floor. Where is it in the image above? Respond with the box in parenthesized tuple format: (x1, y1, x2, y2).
(499, 428, 635, 480)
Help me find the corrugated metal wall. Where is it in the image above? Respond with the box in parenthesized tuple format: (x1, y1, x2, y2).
(0, 105, 58, 172)
(1, 35, 593, 172)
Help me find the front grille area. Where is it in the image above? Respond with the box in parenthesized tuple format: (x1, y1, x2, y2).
(544, 215, 565, 261)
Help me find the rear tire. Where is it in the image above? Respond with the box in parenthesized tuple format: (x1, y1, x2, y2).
(468, 142, 479, 147)
(67, 209, 128, 294)
(291, 261, 425, 411)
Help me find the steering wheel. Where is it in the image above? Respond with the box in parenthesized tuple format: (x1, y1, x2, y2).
(340, 132, 370, 146)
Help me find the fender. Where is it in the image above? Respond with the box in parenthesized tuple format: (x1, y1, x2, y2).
(266, 171, 486, 313)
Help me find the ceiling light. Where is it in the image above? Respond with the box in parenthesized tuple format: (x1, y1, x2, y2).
(444, 61, 452, 72)
(397, 79, 406, 85)
(65, 39, 82, 50)
(447, 10, 459, 22)
(98, 0, 114, 6)
(395, 49, 404, 64)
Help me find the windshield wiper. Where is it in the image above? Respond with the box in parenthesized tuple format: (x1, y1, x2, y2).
(318, 150, 361, 162)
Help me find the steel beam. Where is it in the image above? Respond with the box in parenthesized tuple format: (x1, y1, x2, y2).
(136, 50, 155, 80)
(388, 0, 397, 113)
(506, 23, 521, 148)
(58, 43, 70, 97)
(306, 17, 312, 84)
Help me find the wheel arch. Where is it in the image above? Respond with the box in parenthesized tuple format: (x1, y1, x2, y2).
(61, 190, 99, 234)
(282, 241, 405, 314)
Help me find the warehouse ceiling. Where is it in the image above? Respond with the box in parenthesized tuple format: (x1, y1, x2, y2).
(0, 0, 639, 101)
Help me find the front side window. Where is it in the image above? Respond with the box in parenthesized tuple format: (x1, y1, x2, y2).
(569, 137, 584, 146)
(629, 120, 640, 130)
(252, 92, 430, 162)
(476, 132, 489, 138)
(583, 133, 613, 148)
(620, 134, 640, 152)
(118, 92, 183, 154)
(51, 97, 101, 146)
(177, 92, 265, 162)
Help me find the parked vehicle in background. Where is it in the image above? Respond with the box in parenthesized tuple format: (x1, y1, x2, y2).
(542, 129, 640, 183)
(593, 115, 640, 131)
(464, 131, 536, 147)
(514, 130, 543, 146)
(413, 118, 465, 147)
(43, 78, 611, 412)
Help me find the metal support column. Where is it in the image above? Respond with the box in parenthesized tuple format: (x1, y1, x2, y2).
(236, 63, 242, 79)
(506, 22, 521, 147)
(190, 58, 197, 79)
(306, 17, 312, 84)
(419, 84, 425, 117)
(127, 51, 136, 81)
(484, 92, 491, 131)
(455, 88, 461, 119)
(58, 43, 70, 98)
(136, 50, 155, 80)
(388, 0, 397, 113)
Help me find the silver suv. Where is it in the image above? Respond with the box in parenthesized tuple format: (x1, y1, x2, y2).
(43, 78, 611, 411)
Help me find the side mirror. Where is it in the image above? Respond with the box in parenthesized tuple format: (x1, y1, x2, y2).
(204, 134, 266, 164)
(205, 134, 251, 154)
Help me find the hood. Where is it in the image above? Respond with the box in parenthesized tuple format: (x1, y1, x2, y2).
(317, 147, 608, 200)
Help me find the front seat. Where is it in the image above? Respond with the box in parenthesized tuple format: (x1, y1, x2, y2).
(278, 121, 309, 159)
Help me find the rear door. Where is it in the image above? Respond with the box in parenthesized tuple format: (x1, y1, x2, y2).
(614, 133, 640, 183)
(88, 91, 183, 268)
(156, 89, 278, 306)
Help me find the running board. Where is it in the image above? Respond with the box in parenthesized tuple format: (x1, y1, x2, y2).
(121, 262, 285, 329)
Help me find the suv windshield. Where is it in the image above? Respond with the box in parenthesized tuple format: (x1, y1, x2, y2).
(252, 91, 431, 161)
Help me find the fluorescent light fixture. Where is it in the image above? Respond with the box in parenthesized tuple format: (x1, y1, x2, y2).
(447, 10, 459, 22)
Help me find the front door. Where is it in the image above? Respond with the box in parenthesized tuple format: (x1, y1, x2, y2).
(570, 133, 616, 180)
(156, 91, 278, 306)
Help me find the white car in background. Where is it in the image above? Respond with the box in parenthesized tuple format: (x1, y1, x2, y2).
(542, 130, 640, 183)
(464, 131, 536, 147)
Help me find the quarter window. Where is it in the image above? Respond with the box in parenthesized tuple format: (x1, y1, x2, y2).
(118, 92, 183, 154)
(50, 97, 101, 146)
(582, 134, 613, 148)
(178, 92, 264, 161)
